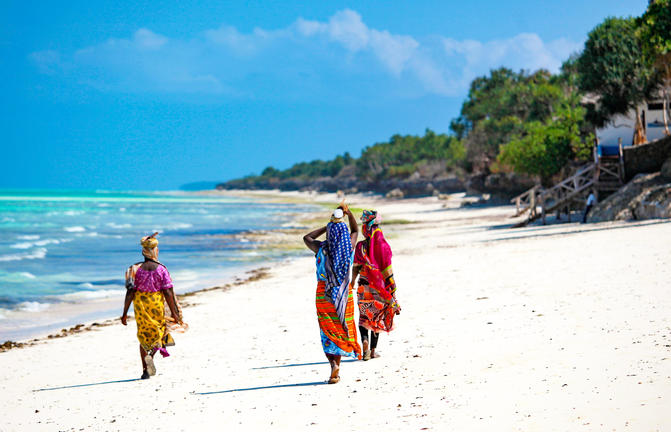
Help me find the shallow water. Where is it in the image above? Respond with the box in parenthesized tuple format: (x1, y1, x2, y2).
(0, 190, 315, 340)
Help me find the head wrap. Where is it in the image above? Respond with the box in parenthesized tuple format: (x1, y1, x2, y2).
(361, 210, 381, 238)
(141, 233, 159, 261)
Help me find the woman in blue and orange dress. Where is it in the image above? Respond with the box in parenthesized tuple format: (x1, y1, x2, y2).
(352, 210, 400, 360)
(303, 204, 361, 384)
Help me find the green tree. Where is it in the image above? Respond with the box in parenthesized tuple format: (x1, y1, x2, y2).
(261, 166, 280, 177)
(640, 0, 671, 135)
(576, 16, 659, 142)
(456, 68, 563, 172)
(498, 104, 592, 185)
(355, 129, 464, 180)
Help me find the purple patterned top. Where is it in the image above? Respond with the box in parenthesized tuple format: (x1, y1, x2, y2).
(134, 266, 173, 293)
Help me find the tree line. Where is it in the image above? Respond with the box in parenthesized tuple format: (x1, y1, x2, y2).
(227, 2, 670, 189)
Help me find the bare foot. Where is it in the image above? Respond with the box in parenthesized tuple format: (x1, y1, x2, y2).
(144, 354, 156, 376)
(370, 349, 380, 359)
(328, 365, 340, 384)
(362, 339, 371, 361)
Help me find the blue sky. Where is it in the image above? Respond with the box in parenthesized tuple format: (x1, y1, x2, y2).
(0, 1, 648, 190)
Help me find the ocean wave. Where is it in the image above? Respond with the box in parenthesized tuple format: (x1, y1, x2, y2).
(57, 289, 124, 301)
(161, 223, 194, 230)
(18, 301, 50, 313)
(0, 271, 37, 282)
(10, 242, 33, 249)
(0, 248, 47, 262)
(35, 238, 66, 246)
(64, 226, 86, 232)
(17, 235, 39, 240)
(106, 222, 131, 229)
(170, 269, 200, 284)
(10, 238, 61, 249)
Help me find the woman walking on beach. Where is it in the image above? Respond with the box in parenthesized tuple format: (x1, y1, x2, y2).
(121, 233, 185, 379)
(303, 204, 362, 384)
(352, 210, 400, 360)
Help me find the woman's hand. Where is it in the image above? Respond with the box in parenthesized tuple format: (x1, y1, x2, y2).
(120, 315, 128, 325)
(339, 200, 350, 215)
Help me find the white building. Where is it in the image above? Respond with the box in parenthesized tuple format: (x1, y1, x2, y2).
(595, 93, 670, 156)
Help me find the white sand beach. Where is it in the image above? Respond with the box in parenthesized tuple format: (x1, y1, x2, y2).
(1, 193, 670, 431)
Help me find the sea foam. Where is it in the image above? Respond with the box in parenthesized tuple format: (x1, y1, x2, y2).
(57, 289, 124, 301)
(11, 239, 60, 249)
(106, 223, 131, 229)
(18, 301, 50, 313)
(0, 248, 47, 262)
(64, 226, 86, 232)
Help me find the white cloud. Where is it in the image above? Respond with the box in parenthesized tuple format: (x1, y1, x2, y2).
(133, 28, 168, 50)
(295, 10, 418, 73)
(29, 50, 61, 74)
(442, 33, 582, 89)
(29, 9, 582, 98)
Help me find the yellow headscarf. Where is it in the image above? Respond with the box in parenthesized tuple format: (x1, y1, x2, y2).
(141, 233, 159, 261)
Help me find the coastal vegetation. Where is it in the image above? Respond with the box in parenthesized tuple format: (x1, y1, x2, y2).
(219, 1, 670, 195)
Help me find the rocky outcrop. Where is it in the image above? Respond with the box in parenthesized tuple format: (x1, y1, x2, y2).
(385, 188, 404, 199)
(466, 172, 536, 199)
(588, 172, 671, 222)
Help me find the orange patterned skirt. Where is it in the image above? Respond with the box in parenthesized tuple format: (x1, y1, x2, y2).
(315, 281, 361, 358)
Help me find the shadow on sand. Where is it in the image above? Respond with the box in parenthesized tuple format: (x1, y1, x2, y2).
(195, 381, 328, 395)
(251, 359, 358, 370)
(33, 378, 140, 392)
(482, 218, 670, 241)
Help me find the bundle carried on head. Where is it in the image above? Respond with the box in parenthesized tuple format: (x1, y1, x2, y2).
(330, 208, 344, 223)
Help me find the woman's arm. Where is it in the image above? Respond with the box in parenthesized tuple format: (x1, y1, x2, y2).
(303, 226, 327, 254)
(351, 264, 361, 286)
(120, 289, 135, 325)
(163, 288, 182, 323)
(344, 207, 359, 245)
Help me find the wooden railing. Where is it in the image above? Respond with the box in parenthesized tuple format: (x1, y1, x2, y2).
(512, 163, 597, 226)
(510, 185, 542, 217)
(534, 163, 596, 224)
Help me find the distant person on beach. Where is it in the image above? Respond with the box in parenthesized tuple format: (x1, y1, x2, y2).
(303, 203, 362, 384)
(582, 192, 596, 223)
(351, 210, 401, 360)
(121, 233, 186, 380)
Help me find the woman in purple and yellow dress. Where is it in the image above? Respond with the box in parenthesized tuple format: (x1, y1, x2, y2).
(303, 205, 361, 384)
(352, 210, 401, 360)
(121, 233, 186, 379)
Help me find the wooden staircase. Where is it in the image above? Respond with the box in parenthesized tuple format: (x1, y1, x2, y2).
(511, 139, 625, 226)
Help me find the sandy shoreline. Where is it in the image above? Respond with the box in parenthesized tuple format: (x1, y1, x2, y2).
(1, 191, 670, 431)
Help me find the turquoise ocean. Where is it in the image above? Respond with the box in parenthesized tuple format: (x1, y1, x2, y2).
(0, 190, 316, 341)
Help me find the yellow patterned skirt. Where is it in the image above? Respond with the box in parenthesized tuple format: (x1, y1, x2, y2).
(134, 291, 166, 352)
